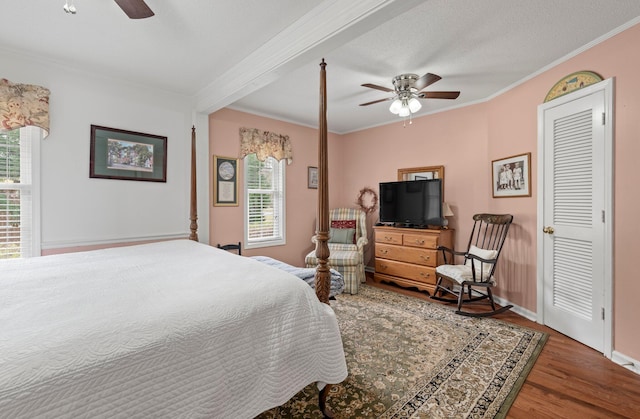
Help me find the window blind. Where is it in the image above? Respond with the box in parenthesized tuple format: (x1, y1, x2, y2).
(0, 127, 37, 258)
(244, 154, 285, 247)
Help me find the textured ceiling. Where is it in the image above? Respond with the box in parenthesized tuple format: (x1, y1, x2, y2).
(2, 0, 640, 133)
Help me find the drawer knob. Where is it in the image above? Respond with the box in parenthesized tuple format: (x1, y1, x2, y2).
(421, 255, 430, 261)
(420, 272, 430, 278)
(380, 264, 388, 270)
(385, 236, 393, 241)
(380, 249, 388, 255)
(415, 239, 425, 245)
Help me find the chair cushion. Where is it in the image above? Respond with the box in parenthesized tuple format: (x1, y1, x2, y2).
(436, 264, 496, 285)
(329, 227, 355, 244)
(465, 245, 497, 276)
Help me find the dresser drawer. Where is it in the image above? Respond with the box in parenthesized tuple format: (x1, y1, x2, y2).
(375, 259, 436, 284)
(375, 243, 437, 267)
(403, 232, 438, 249)
(375, 230, 403, 245)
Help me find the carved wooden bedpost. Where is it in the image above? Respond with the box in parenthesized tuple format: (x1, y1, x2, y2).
(189, 125, 199, 242)
(314, 59, 330, 305)
(315, 58, 335, 419)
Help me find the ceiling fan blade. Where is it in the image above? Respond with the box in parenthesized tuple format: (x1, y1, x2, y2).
(361, 83, 394, 93)
(419, 91, 460, 99)
(114, 0, 155, 19)
(414, 73, 442, 91)
(359, 97, 394, 106)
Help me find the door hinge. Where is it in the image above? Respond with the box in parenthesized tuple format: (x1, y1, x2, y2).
(602, 210, 605, 223)
(602, 307, 605, 320)
(602, 112, 606, 125)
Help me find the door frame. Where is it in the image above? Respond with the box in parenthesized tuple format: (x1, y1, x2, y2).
(536, 78, 614, 358)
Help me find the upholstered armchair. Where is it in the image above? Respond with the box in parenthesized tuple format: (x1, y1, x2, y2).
(305, 208, 368, 294)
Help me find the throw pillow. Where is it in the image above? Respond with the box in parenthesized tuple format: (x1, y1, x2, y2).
(464, 245, 498, 278)
(330, 219, 357, 244)
(328, 227, 356, 244)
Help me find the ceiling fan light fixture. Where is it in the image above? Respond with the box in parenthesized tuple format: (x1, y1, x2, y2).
(408, 97, 422, 113)
(398, 102, 411, 117)
(389, 99, 403, 114)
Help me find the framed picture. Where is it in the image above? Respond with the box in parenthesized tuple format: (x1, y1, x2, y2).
(213, 155, 239, 206)
(90, 125, 167, 182)
(308, 166, 318, 189)
(492, 152, 531, 198)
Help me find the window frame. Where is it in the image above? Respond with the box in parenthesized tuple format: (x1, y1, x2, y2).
(243, 155, 286, 249)
(0, 126, 41, 258)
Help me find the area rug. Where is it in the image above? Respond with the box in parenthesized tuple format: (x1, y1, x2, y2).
(258, 284, 547, 418)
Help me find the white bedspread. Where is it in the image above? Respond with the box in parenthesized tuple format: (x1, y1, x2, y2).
(0, 240, 347, 418)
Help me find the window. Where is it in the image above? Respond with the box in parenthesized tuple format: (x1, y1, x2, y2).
(0, 126, 40, 259)
(244, 154, 285, 248)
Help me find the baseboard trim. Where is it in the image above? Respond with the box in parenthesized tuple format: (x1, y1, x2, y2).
(612, 351, 640, 375)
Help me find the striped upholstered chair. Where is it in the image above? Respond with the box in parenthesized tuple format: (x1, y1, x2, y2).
(305, 208, 368, 294)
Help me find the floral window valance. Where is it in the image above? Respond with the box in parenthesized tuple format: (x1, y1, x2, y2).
(239, 127, 293, 164)
(0, 78, 50, 138)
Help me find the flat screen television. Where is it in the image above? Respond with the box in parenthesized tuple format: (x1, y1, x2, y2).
(379, 179, 443, 227)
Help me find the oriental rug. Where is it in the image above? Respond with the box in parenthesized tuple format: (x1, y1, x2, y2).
(258, 284, 547, 418)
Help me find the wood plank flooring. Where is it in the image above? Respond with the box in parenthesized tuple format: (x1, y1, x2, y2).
(365, 277, 640, 418)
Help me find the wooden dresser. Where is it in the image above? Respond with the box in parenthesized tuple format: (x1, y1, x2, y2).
(373, 226, 453, 295)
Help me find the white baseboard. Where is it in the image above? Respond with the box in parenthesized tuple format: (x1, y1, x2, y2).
(612, 351, 640, 375)
(492, 295, 538, 322)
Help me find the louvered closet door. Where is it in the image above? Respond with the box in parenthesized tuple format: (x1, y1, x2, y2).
(542, 90, 605, 352)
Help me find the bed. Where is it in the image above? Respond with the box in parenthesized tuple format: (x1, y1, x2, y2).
(251, 255, 345, 298)
(0, 240, 347, 418)
(0, 60, 344, 418)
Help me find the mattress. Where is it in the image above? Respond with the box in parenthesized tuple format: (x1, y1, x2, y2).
(0, 240, 347, 418)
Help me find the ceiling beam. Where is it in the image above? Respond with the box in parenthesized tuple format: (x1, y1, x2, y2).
(195, 0, 427, 114)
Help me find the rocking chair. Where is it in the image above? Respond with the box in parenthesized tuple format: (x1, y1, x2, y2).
(431, 213, 513, 317)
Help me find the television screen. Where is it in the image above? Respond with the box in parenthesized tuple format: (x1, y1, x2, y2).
(379, 179, 443, 227)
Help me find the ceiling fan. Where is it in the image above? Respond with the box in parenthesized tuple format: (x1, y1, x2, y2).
(360, 72, 460, 117)
(63, 0, 154, 18)
(114, 0, 155, 19)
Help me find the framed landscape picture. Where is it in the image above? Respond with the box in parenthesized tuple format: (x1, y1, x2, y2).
(90, 125, 167, 182)
(492, 152, 531, 198)
(213, 155, 239, 206)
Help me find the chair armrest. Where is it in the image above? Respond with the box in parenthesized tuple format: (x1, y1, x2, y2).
(437, 245, 466, 264)
(356, 236, 368, 251)
(311, 235, 318, 244)
(464, 253, 497, 265)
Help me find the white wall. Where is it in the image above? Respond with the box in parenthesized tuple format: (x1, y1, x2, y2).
(1, 48, 210, 250)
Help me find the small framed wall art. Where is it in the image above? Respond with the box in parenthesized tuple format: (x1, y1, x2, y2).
(492, 152, 531, 198)
(213, 155, 239, 206)
(308, 166, 318, 189)
(90, 125, 167, 182)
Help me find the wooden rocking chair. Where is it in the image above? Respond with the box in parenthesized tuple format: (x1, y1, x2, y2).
(431, 213, 513, 317)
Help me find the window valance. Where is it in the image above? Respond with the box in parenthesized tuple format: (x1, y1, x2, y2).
(0, 78, 50, 138)
(239, 127, 292, 164)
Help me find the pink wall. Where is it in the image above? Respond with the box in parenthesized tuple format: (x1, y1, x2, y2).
(209, 23, 640, 360)
(338, 23, 640, 360)
(208, 109, 344, 266)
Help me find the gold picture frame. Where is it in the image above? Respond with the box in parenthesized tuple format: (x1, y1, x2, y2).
(213, 155, 239, 206)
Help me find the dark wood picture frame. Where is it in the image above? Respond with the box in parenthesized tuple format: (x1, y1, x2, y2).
(213, 155, 239, 206)
(90, 125, 167, 182)
(492, 152, 532, 198)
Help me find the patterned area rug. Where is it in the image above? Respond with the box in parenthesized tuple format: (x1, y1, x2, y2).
(258, 284, 547, 418)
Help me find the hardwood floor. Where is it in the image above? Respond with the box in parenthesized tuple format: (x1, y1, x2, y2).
(365, 277, 640, 418)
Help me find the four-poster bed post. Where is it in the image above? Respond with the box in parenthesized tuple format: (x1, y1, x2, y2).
(189, 125, 199, 242)
(314, 58, 331, 305)
(315, 58, 335, 419)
